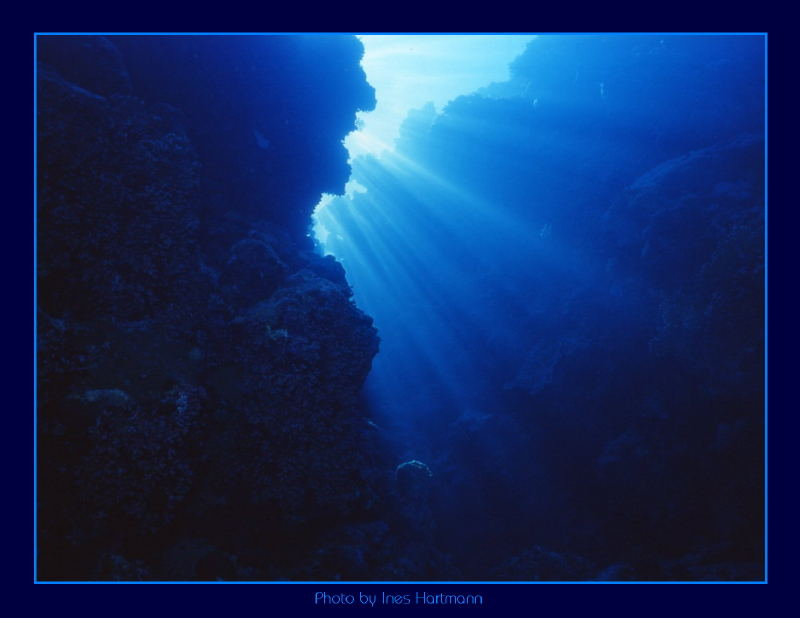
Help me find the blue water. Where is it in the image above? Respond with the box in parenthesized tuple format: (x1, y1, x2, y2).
(37, 33, 765, 581)
(316, 34, 765, 576)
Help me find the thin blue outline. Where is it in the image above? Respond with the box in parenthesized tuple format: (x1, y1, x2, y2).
(33, 32, 39, 585)
(35, 32, 767, 35)
(34, 580, 767, 586)
(763, 33, 768, 585)
(32, 31, 769, 585)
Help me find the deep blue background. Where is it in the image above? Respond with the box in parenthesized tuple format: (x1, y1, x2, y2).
(15, 6, 793, 613)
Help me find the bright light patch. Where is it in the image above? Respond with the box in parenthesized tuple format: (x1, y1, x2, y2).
(313, 34, 534, 241)
(346, 34, 535, 160)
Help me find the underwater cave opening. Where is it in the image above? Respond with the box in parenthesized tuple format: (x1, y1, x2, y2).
(309, 33, 765, 579)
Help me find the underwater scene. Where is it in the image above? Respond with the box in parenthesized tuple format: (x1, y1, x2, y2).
(36, 33, 765, 581)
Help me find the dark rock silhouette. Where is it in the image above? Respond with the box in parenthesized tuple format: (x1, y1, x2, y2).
(36, 35, 387, 581)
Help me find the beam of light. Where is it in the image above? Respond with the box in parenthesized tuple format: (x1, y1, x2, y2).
(313, 34, 535, 239)
(310, 34, 643, 446)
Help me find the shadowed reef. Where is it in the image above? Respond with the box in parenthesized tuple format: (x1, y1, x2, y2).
(37, 34, 765, 581)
